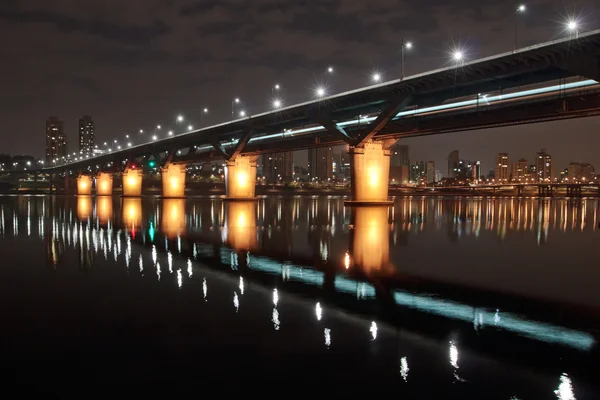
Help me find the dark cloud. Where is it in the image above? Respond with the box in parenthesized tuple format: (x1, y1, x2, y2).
(0, 0, 599, 172)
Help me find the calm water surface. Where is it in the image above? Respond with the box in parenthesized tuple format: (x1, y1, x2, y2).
(1, 194, 599, 397)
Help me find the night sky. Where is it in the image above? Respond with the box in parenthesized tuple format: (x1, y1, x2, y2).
(1, 0, 600, 174)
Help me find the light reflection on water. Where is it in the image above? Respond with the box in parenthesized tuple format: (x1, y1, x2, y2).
(1, 195, 599, 395)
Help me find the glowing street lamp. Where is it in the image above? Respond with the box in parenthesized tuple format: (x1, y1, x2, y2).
(139, 129, 143, 134)
(232, 98, 240, 119)
(401, 39, 412, 80)
(239, 110, 246, 117)
(515, 4, 526, 50)
(316, 87, 326, 98)
(327, 66, 333, 73)
(176, 115, 184, 123)
(372, 72, 381, 82)
(168, 130, 173, 136)
(453, 50, 464, 66)
(272, 99, 282, 109)
(200, 107, 208, 126)
(567, 19, 578, 38)
(187, 125, 193, 131)
(152, 135, 157, 141)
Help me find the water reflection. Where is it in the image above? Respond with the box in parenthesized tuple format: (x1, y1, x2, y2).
(77, 196, 92, 221)
(161, 198, 185, 239)
(225, 201, 257, 251)
(122, 198, 142, 233)
(97, 196, 113, 226)
(349, 206, 392, 274)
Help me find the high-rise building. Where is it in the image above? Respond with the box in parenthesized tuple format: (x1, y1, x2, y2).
(263, 152, 293, 183)
(567, 162, 595, 182)
(425, 161, 435, 184)
(45, 116, 68, 163)
(495, 153, 510, 182)
(390, 144, 410, 184)
(470, 161, 481, 181)
(535, 149, 553, 181)
(448, 150, 459, 178)
(78, 115, 95, 156)
(308, 147, 333, 182)
(513, 158, 528, 181)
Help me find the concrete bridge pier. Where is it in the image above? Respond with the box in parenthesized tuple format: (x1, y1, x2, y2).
(76, 174, 93, 195)
(161, 162, 187, 198)
(122, 167, 143, 197)
(225, 155, 258, 200)
(347, 140, 393, 205)
(96, 172, 114, 196)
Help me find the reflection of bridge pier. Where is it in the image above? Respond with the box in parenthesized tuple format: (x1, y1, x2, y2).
(225, 201, 257, 271)
(348, 205, 392, 275)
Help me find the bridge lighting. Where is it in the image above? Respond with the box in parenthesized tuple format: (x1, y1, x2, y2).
(517, 4, 525, 12)
(239, 111, 246, 117)
(168, 130, 173, 136)
(453, 50, 463, 61)
(272, 99, 282, 109)
(127, 142, 132, 147)
(404, 41, 413, 49)
(157, 125, 161, 130)
(274, 84, 280, 90)
(203, 107, 208, 113)
(152, 135, 157, 141)
(125, 134, 129, 139)
(327, 66, 334, 73)
(104, 142, 107, 146)
(148, 160, 156, 168)
(372, 73, 381, 82)
(566, 19, 579, 37)
(139, 129, 143, 134)
(117, 146, 121, 150)
(316, 87, 326, 98)
(234, 98, 240, 103)
(114, 139, 118, 143)
(177, 114, 184, 122)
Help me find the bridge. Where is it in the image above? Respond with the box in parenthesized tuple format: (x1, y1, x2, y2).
(37, 29, 600, 203)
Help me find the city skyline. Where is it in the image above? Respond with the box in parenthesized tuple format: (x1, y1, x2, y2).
(2, 1, 600, 171)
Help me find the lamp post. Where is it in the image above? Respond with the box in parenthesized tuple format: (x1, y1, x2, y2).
(200, 107, 208, 127)
(514, 4, 526, 51)
(567, 19, 579, 38)
(232, 98, 240, 119)
(401, 39, 413, 80)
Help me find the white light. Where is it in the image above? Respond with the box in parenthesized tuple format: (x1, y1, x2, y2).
(372, 73, 381, 82)
(103, 142, 107, 146)
(239, 110, 246, 117)
(203, 107, 208, 113)
(177, 115, 184, 122)
(567, 20, 577, 31)
(187, 125, 193, 130)
(405, 41, 413, 49)
(517, 4, 526, 12)
(453, 51, 463, 61)
(234, 98, 240, 103)
(157, 125, 161, 129)
(125, 134, 129, 138)
(152, 135, 157, 141)
(316, 87, 326, 97)
(139, 129, 143, 133)
(117, 145, 121, 150)
(327, 66, 333, 73)
(272, 99, 282, 109)
(274, 84, 280, 90)
(127, 142, 132, 147)
(114, 139, 118, 143)
(168, 130, 173, 136)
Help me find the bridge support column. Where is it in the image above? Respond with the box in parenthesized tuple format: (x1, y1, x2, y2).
(76, 175, 93, 195)
(122, 168, 143, 197)
(347, 141, 392, 205)
(161, 163, 187, 198)
(225, 156, 258, 200)
(96, 172, 114, 196)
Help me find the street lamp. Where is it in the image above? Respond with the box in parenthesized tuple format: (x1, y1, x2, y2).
(372, 72, 381, 83)
(239, 110, 246, 117)
(401, 39, 412, 80)
(327, 66, 333, 73)
(567, 19, 578, 38)
(232, 98, 240, 119)
(316, 86, 326, 98)
(152, 135, 157, 141)
(187, 125, 193, 131)
(453, 50, 464, 65)
(168, 130, 173, 136)
(139, 129, 143, 134)
(515, 4, 526, 51)
(200, 107, 208, 126)
(272, 99, 282, 109)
